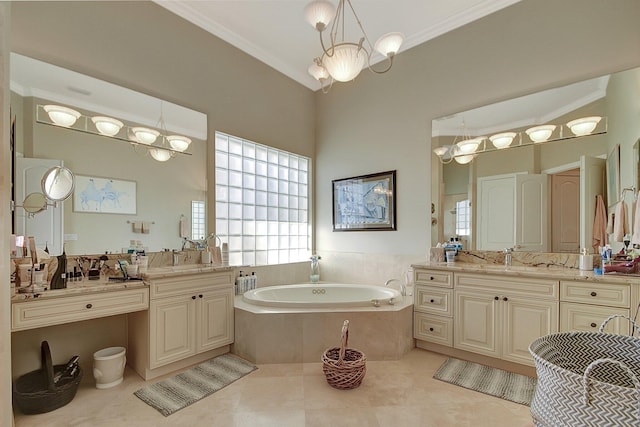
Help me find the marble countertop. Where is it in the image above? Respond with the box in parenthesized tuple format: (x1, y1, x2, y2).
(12, 276, 146, 302)
(141, 264, 234, 280)
(412, 262, 640, 285)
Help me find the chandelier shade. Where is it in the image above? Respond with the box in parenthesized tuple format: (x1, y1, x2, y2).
(43, 105, 81, 127)
(322, 43, 367, 82)
(308, 62, 329, 81)
(304, 0, 335, 30)
(374, 32, 404, 56)
(149, 148, 172, 162)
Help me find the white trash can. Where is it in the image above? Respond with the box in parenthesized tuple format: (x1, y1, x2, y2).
(93, 347, 126, 389)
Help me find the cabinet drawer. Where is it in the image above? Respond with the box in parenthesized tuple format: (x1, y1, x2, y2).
(150, 271, 233, 299)
(414, 286, 453, 317)
(414, 269, 453, 288)
(560, 281, 630, 308)
(12, 288, 149, 331)
(414, 312, 453, 346)
(456, 273, 558, 299)
(560, 302, 630, 335)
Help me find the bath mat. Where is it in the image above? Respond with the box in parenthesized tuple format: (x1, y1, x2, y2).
(433, 358, 536, 406)
(134, 353, 257, 416)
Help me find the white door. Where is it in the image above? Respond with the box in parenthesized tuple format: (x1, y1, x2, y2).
(551, 170, 580, 253)
(580, 155, 606, 253)
(477, 175, 516, 250)
(515, 174, 549, 252)
(15, 158, 64, 255)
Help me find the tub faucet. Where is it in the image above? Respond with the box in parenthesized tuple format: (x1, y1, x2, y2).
(385, 278, 406, 296)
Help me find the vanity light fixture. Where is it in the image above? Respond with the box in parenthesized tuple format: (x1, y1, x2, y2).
(149, 148, 172, 162)
(567, 116, 602, 136)
(131, 127, 160, 145)
(305, 0, 403, 93)
(167, 135, 192, 152)
(489, 132, 516, 149)
(525, 125, 556, 143)
(43, 105, 81, 127)
(91, 116, 124, 137)
(456, 138, 482, 154)
(452, 146, 475, 164)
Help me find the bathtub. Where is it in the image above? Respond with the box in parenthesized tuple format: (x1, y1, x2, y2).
(242, 283, 402, 308)
(234, 283, 413, 364)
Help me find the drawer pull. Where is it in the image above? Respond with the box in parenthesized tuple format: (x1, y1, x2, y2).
(494, 296, 499, 300)
(192, 295, 196, 300)
(430, 276, 435, 281)
(429, 327, 434, 332)
(503, 297, 508, 302)
(199, 294, 203, 299)
(86, 303, 92, 309)
(590, 322, 597, 328)
(590, 291, 597, 297)
(430, 299, 435, 303)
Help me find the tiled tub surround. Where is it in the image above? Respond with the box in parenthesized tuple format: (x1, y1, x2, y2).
(233, 295, 414, 364)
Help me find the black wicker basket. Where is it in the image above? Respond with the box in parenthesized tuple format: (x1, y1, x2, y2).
(13, 341, 83, 415)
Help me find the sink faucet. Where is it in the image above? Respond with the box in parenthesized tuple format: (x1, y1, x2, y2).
(504, 247, 513, 267)
(182, 238, 203, 251)
(172, 250, 180, 266)
(385, 278, 406, 296)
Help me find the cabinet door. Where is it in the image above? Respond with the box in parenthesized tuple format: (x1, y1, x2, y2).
(150, 295, 197, 368)
(454, 290, 499, 358)
(502, 297, 558, 366)
(197, 289, 234, 353)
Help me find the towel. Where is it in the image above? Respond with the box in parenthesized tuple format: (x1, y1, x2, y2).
(132, 221, 142, 233)
(179, 217, 188, 238)
(632, 196, 640, 246)
(592, 195, 608, 251)
(142, 222, 151, 234)
(612, 201, 629, 242)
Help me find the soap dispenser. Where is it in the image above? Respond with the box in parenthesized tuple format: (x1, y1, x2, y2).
(579, 248, 593, 271)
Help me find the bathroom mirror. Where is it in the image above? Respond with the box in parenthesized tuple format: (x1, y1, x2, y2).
(41, 166, 75, 201)
(21, 192, 48, 215)
(10, 53, 208, 255)
(432, 66, 640, 253)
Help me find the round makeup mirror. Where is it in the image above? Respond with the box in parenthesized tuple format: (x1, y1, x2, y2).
(22, 192, 48, 214)
(41, 166, 75, 201)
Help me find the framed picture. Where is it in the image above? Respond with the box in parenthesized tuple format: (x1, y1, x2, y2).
(606, 144, 620, 207)
(73, 175, 137, 214)
(332, 170, 396, 231)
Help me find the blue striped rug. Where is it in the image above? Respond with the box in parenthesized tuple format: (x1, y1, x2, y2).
(134, 354, 257, 416)
(433, 358, 536, 405)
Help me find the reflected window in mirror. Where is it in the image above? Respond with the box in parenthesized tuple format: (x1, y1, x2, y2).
(191, 201, 206, 240)
(455, 200, 471, 237)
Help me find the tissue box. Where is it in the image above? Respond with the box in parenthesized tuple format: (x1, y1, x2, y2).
(430, 247, 445, 263)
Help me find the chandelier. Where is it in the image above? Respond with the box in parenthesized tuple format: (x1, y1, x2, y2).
(304, 0, 404, 93)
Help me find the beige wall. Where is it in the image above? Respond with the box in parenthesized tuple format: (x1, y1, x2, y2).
(315, 0, 640, 280)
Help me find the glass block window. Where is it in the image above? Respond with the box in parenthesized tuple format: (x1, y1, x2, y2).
(456, 199, 471, 236)
(191, 201, 206, 241)
(215, 131, 311, 266)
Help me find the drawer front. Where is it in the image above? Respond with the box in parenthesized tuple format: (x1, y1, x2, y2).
(414, 285, 453, 317)
(560, 302, 630, 335)
(414, 312, 453, 346)
(150, 271, 234, 299)
(560, 281, 630, 308)
(12, 288, 149, 331)
(414, 269, 453, 288)
(455, 273, 558, 299)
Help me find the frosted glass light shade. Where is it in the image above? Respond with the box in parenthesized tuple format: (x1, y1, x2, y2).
(456, 138, 481, 154)
(132, 127, 160, 145)
(44, 105, 81, 127)
(567, 116, 602, 136)
(304, 0, 335, 30)
(167, 135, 191, 152)
(526, 125, 556, 143)
(374, 32, 404, 56)
(489, 132, 516, 149)
(454, 154, 475, 164)
(149, 148, 172, 162)
(433, 146, 449, 157)
(308, 62, 329, 81)
(91, 116, 124, 136)
(323, 44, 366, 82)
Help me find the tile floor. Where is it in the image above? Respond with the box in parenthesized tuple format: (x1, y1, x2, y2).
(14, 349, 534, 427)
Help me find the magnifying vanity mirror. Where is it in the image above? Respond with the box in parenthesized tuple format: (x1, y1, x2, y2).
(13, 166, 75, 216)
(21, 192, 48, 215)
(432, 66, 640, 254)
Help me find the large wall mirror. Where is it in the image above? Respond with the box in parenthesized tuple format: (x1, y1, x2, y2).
(432, 66, 640, 254)
(10, 53, 208, 256)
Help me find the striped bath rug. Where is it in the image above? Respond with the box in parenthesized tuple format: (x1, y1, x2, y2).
(134, 353, 257, 416)
(433, 358, 536, 406)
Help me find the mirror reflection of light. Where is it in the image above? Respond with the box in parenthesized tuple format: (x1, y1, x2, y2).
(525, 125, 556, 143)
(43, 105, 81, 127)
(92, 116, 124, 136)
(149, 148, 172, 162)
(489, 132, 516, 149)
(132, 127, 160, 145)
(567, 116, 602, 136)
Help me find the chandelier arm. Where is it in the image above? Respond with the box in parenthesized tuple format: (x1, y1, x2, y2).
(368, 55, 394, 75)
(319, 30, 335, 58)
(344, 0, 375, 53)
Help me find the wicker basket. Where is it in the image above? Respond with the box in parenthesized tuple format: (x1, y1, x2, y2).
(321, 320, 366, 390)
(529, 315, 640, 426)
(13, 341, 83, 415)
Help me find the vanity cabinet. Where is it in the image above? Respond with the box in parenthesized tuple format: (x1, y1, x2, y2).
(453, 273, 558, 367)
(128, 269, 234, 380)
(413, 268, 454, 346)
(560, 280, 631, 334)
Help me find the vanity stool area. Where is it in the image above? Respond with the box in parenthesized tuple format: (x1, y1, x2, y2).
(412, 262, 640, 375)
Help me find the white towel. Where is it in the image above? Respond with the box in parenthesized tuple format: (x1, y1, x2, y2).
(632, 196, 640, 246)
(612, 201, 629, 242)
(179, 217, 188, 238)
(132, 221, 142, 233)
(142, 222, 151, 234)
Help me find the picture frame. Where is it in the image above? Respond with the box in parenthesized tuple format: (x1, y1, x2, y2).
(606, 144, 620, 207)
(332, 170, 396, 231)
(73, 175, 137, 214)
